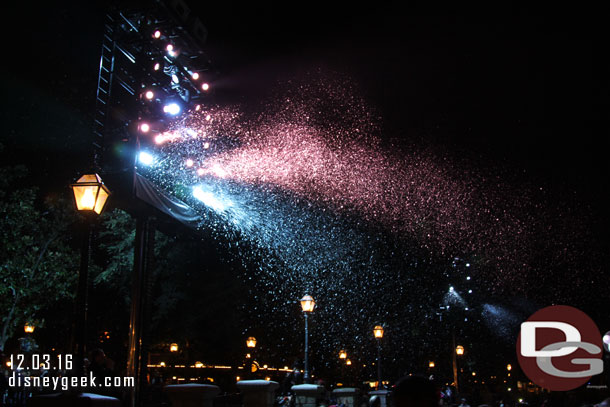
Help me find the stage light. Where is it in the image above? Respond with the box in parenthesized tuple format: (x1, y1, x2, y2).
(138, 152, 155, 166)
(140, 123, 150, 133)
(166, 44, 173, 52)
(145, 90, 154, 100)
(163, 103, 181, 115)
(201, 83, 209, 91)
(203, 142, 210, 149)
(195, 104, 201, 111)
(171, 74, 180, 84)
(192, 72, 200, 80)
(154, 62, 161, 71)
(153, 30, 161, 39)
(197, 168, 205, 176)
(154, 135, 164, 144)
(186, 159, 194, 167)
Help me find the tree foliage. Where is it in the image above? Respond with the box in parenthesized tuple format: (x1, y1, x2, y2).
(0, 164, 78, 351)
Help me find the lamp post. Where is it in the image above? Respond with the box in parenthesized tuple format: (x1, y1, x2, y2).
(70, 173, 110, 376)
(246, 337, 257, 379)
(373, 325, 384, 390)
(300, 295, 315, 383)
(454, 344, 464, 393)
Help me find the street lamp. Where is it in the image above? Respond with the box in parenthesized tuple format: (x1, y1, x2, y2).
(24, 323, 35, 334)
(70, 172, 110, 376)
(506, 364, 512, 371)
(339, 350, 347, 360)
(453, 345, 465, 393)
(70, 174, 110, 215)
(429, 361, 435, 368)
(170, 343, 179, 352)
(373, 325, 384, 389)
(300, 294, 315, 383)
(246, 337, 257, 348)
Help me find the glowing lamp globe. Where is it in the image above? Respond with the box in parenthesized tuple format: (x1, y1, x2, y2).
(24, 323, 35, 333)
(246, 337, 257, 348)
(339, 350, 347, 359)
(300, 295, 315, 312)
(346, 359, 352, 366)
(170, 343, 179, 352)
(70, 173, 110, 215)
(373, 325, 384, 339)
(456, 345, 465, 356)
(507, 364, 512, 371)
(429, 361, 435, 368)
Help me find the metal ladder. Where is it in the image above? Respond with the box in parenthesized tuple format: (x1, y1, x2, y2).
(92, 13, 116, 170)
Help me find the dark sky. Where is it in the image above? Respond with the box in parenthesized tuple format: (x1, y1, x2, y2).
(0, 2, 605, 236)
(2, 2, 605, 200)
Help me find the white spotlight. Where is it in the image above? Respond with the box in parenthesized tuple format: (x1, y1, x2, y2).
(140, 123, 150, 133)
(192, 72, 200, 80)
(145, 90, 154, 100)
(163, 103, 181, 115)
(201, 83, 210, 91)
(138, 152, 154, 166)
(153, 30, 161, 39)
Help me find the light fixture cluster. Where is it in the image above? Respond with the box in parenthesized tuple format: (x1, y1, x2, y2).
(136, 23, 213, 150)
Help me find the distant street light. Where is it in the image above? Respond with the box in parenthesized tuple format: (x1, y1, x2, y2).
(346, 359, 352, 366)
(429, 361, 435, 368)
(24, 324, 35, 334)
(246, 337, 257, 348)
(373, 325, 384, 339)
(373, 325, 384, 389)
(70, 173, 110, 376)
(300, 295, 315, 383)
(506, 364, 512, 371)
(339, 350, 347, 360)
(453, 344, 465, 393)
(170, 343, 179, 352)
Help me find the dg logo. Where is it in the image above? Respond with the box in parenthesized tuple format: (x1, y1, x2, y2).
(516, 305, 604, 391)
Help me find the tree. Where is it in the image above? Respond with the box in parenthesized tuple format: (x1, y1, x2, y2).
(0, 164, 78, 351)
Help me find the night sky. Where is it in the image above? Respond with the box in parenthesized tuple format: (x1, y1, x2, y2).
(3, 3, 606, 207)
(1, 0, 608, 386)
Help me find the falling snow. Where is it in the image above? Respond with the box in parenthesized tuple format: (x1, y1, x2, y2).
(137, 71, 601, 369)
